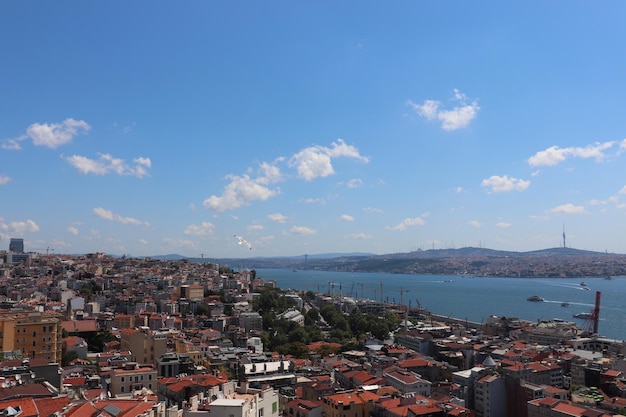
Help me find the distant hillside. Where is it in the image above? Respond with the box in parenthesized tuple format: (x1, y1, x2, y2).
(145, 246, 626, 277)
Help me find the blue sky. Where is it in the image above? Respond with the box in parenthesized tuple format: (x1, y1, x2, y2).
(2, 2, 626, 258)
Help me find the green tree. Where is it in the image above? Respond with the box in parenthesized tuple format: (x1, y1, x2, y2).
(288, 327, 310, 344)
(62, 350, 79, 367)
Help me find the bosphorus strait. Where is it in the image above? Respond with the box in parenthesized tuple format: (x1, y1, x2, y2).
(257, 268, 626, 341)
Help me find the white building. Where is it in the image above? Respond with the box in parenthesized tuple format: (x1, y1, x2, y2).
(384, 369, 431, 396)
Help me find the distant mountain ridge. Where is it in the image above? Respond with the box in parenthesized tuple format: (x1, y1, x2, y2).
(113, 246, 626, 276)
(150, 246, 616, 263)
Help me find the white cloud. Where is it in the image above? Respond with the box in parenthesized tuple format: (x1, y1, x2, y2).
(619, 186, 626, 195)
(26, 118, 90, 148)
(50, 239, 70, 249)
(258, 235, 275, 244)
(268, 213, 287, 223)
(184, 222, 215, 237)
(481, 175, 530, 193)
(339, 214, 355, 222)
(468, 220, 482, 227)
(258, 161, 283, 183)
(66, 153, 152, 178)
(0, 218, 40, 234)
(346, 178, 363, 188)
(289, 139, 369, 181)
(0, 176, 11, 185)
(93, 207, 150, 226)
(454, 187, 464, 193)
(203, 161, 281, 212)
(550, 203, 587, 214)
(588, 199, 607, 206)
(162, 237, 197, 251)
(67, 226, 79, 235)
(139, 239, 148, 245)
(527, 141, 615, 167)
(351, 233, 372, 239)
(247, 224, 264, 232)
(496, 222, 511, 228)
(290, 226, 316, 235)
(363, 207, 384, 214)
(204, 140, 368, 211)
(407, 89, 480, 131)
(0, 136, 25, 150)
(387, 217, 426, 231)
(298, 197, 325, 205)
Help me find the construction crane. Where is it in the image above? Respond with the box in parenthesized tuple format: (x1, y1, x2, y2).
(32, 247, 54, 256)
(348, 282, 355, 298)
(399, 287, 410, 307)
(583, 291, 601, 335)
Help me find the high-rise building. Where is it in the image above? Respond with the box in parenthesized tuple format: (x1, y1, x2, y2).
(9, 238, 24, 253)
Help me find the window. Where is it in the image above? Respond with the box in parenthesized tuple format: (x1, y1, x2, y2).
(33, 331, 36, 337)
(260, 407, 264, 417)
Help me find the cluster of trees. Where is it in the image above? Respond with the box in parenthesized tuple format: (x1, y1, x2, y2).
(254, 289, 401, 358)
(319, 304, 400, 342)
(255, 290, 324, 357)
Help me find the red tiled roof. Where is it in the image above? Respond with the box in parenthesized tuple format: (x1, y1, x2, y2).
(603, 369, 622, 378)
(398, 358, 430, 368)
(63, 376, 87, 387)
(61, 319, 98, 333)
(34, 396, 71, 416)
(0, 383, 52, 401)
(0, 397, 38, 417)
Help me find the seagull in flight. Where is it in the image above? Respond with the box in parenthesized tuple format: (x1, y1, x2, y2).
(233, 234, 252, 250)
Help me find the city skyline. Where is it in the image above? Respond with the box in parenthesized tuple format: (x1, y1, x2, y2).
(2, 3, 626, 258)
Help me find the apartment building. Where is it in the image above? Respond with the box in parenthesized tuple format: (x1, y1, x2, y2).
(109, 362, 158, 397)
(0, 311, 62, 362)
(119, 327, 167, 366)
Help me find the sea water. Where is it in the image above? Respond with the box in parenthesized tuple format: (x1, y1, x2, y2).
(254, 268, 626, 341)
